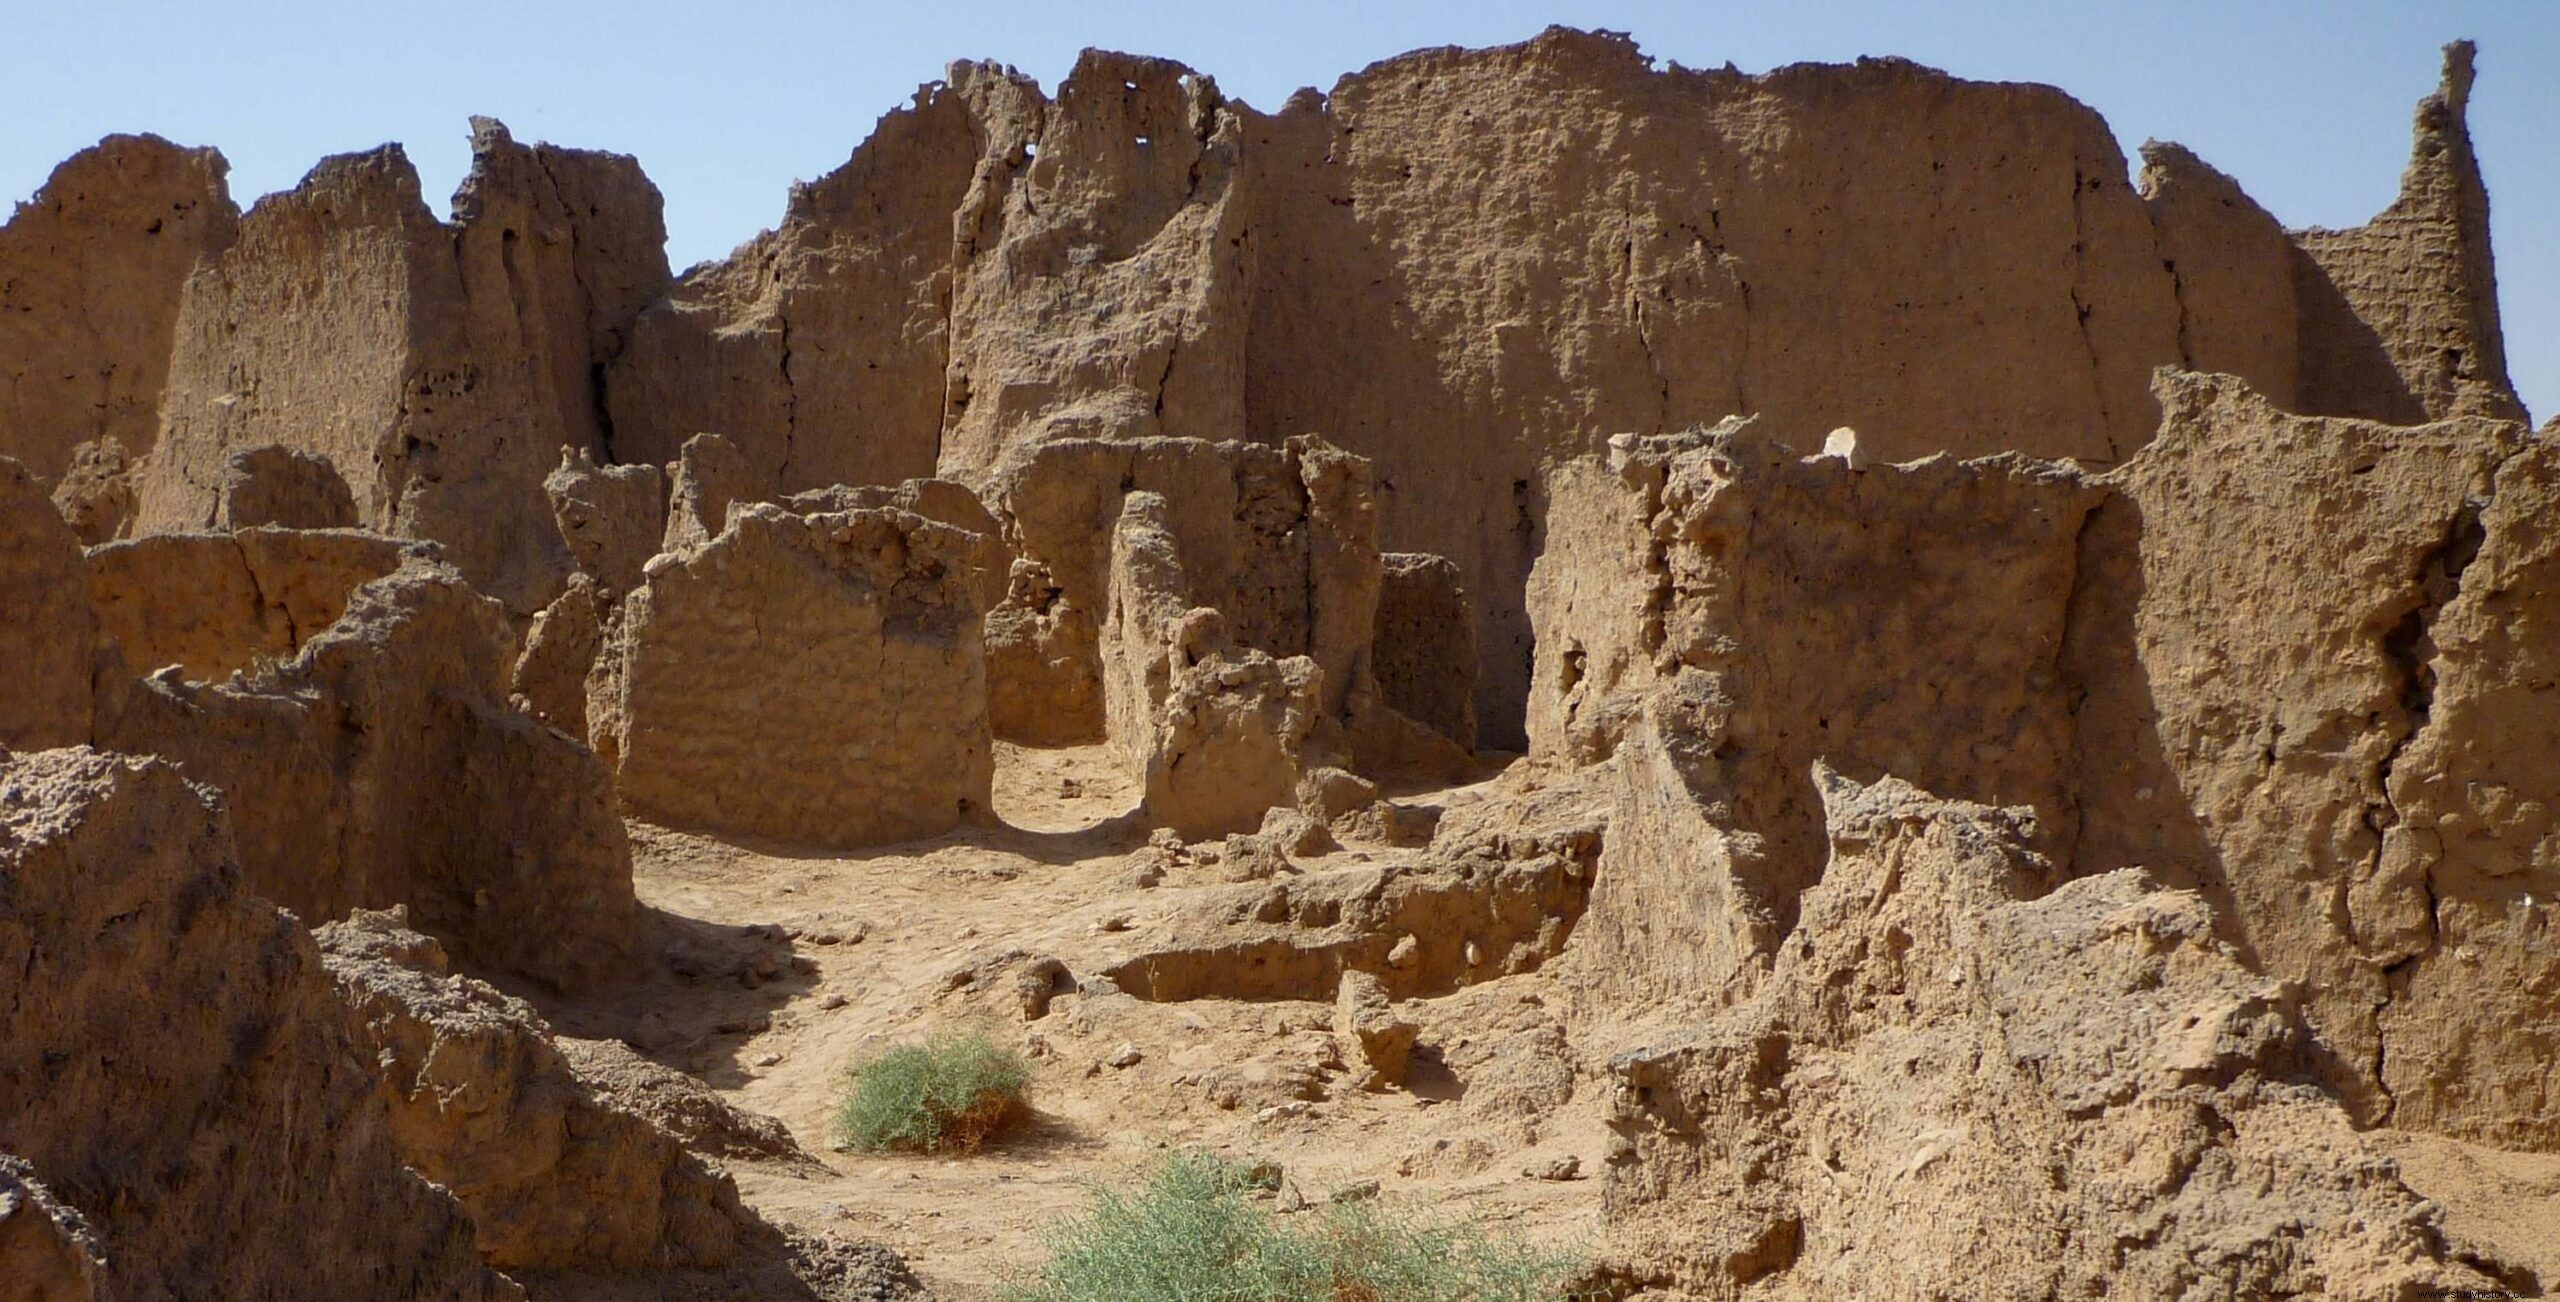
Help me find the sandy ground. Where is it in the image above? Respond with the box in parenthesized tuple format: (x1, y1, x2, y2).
(528, 743, 1613, 1299)
(519, 742, 2560, 1299)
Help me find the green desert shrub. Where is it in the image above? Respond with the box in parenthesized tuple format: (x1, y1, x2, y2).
(835, 1030, 1032, 1154)
(1001, 1149, 1591, 1302)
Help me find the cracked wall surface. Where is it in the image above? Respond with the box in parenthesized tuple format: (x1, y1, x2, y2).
(1528, 369, 2559, 1148)
(1531, 422, 2101, 1006)
(85, 527, 417, 683)
(2073, 370, 2553, 1144)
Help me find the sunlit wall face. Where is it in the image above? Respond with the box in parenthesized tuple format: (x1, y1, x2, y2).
(2, 0, 2551, 424)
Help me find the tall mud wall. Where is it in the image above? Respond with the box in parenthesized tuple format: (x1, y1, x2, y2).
(0, 32, 2520, 743)
(586, 29, 2518, 748)
(0, 136, 237, 487)
(2291, 44, 2522, 427)
(132, 121, 667, 612)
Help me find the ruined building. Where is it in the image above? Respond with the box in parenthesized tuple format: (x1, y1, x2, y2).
(0, 26, 2549, 1300)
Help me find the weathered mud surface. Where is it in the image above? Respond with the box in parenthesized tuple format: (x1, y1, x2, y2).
(0, 26, 2549, 1302)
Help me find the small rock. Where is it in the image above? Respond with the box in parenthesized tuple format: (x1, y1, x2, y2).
(1094, 913, 1133, 933)
(1330, 1179, 1381, 1205)
(1335, 971, 1418, 1090)
(1817, 424, 1872, 471)
(819, 993, 849, 1011)
(1255, 1101, 1313, 1123)
(1386, 935, 1420, 969)
(1259, 807, 1337, 857)
(1525, 1154, 1583, 1182)
(1107, 1043, 1144, 1069)
(752, 1052, 783, 1068)
(714, 1012, 771, 1036)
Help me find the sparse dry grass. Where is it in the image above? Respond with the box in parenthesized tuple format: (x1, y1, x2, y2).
(1000, 1149, 1593, 1302)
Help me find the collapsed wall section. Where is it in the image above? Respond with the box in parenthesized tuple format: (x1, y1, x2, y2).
(319, 909, 762, 1272)
(92, 551, 637, 992)
(1601, 767, 2516, 1297)
(1102, 489, 1323, 837)
(984, 433, 1411, 753)
(0, 748, 513, 1301)
(1529, 423, 2100, 1004)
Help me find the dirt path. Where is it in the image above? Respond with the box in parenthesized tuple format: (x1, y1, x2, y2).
(527, 743, 1613, 1298)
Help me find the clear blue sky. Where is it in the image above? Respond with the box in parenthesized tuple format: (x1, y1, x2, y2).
(7, 0, 2551, 422)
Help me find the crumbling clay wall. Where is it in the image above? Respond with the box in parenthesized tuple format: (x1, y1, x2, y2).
(0, 135, 237, 487)
(985, 434, 1391, 750)
(137, 121, 668, 613)
(0, 748, 513, 1301)
(93, 554, 637, 992)
(86, 527, 417, 682)
(2069, 370, 2550, 1141)
(544, 445, 667, 600)
(1602, 767, 2518, 1297)
(2291, 44, 2523, 426)
(600, 502, 994, 846)
(583, 28, 2521, 751)
(320, 909, 759, 1272)
(608, 67, 1042, 487)
(2, 34, 2519, 754)
(936, 52, 1250, 473)
(1530, 422, 2100, 1005)
(1102, 489, 1323, 838)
